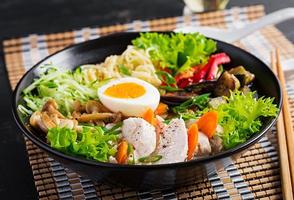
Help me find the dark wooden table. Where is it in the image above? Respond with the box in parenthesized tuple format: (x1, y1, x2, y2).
(0, 0, 293, 199)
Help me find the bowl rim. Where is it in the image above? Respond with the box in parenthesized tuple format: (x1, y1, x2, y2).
(12, 31, 282, 169)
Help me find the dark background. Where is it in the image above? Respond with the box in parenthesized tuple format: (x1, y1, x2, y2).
(0, 0, 294, 199)
(1, 0, 294, 41)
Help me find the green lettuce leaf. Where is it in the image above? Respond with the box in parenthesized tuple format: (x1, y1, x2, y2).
(47, 126, 120, 162)
(132, 32, 217, 74)
(217, 91, 279, 149)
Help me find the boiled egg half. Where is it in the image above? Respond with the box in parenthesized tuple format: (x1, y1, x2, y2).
(97, 77, 160, 117)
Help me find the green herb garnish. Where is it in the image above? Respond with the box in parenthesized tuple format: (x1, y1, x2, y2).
(156, 71, 180, 91)
(156, 71, 176, 85)
(103, 122, 122, 135)
(159, 86, 181, 92)
(118, 64, 131, 76)
(138, 155, 162, 163)
(173, 93, 210, 114)
(127, 144, 135, 164)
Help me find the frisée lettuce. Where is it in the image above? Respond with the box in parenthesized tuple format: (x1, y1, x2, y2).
(217, 91, 279, 149)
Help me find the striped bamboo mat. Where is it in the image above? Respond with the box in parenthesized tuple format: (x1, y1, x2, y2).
(4, 4, 294, 200)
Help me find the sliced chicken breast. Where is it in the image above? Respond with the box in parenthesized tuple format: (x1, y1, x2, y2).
(155, 115, 165, 136)
(122, 118, 156, 158)
(156, 118, 188, 164)
(196, 131, 211, 156)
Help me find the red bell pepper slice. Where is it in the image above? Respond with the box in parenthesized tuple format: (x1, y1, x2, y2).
(175, 66, 200, 88)
(206, 53, 230, 80)
(175, 66, 199, 81)
(177, 77, 193, 88)
(192, 60, 213, 83)
(175, 53, 231, 88)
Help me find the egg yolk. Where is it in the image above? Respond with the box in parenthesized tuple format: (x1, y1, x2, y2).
(104, 82, 146, 98)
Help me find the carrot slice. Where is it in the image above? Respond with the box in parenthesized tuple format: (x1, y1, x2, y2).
(187, 123, 199, 160)
(142, 108, 157, 126)
(197, 111, 218, 138)
(155, 103, 168, 115)
(116, 140, 128, 164)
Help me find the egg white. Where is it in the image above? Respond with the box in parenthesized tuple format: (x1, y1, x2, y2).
(97, 77, 160, 117)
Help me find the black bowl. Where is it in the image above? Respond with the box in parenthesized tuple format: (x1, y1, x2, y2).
(12, 32, 282, 189)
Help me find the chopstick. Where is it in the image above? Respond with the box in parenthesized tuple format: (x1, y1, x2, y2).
(276, 49, 294, 187)
(271, 49, 294, 199)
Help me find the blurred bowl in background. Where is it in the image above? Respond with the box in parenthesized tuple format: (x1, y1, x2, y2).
(183, 0, 229, 15)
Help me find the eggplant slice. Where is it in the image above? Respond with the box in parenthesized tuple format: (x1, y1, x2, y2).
(228, 66, 255, 87)
(161, 81, 216, 106)
(161, 66, 255, 105)
(214, 71, 240, 97)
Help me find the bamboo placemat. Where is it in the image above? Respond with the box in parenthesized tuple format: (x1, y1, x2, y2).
(4, 4, 294, 199)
